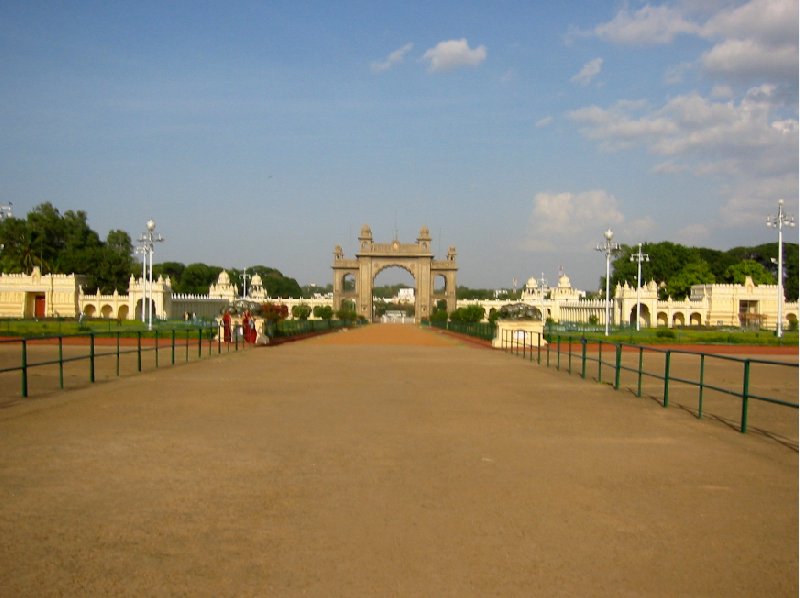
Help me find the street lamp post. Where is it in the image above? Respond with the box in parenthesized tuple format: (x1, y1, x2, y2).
(766, 199, 795, 338)
(538, 272, 548, 322)
(138, 219, 164, 331)
(0, 203, 12, 252)
(242, 267, 251, 299)
(630, 243, 650, 332)
(596, 228, 620, 336)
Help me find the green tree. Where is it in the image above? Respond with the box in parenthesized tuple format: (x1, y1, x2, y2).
(449, 305, 485, 323)
(180, 263, 223, 294)
(313, 305, 334, 320)
(291, 303, 312, 320)
(154, 261, 186, 286)
(248, 265, 302, 297)
(667, 261, 716, 299)
(723, 260, 774, 285)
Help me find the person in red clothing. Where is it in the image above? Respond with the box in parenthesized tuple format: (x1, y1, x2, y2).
(222, 310, 232, 343)
(243, 310, 257, 343)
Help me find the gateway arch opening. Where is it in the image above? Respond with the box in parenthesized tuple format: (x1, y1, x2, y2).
(332, 225, 457, 323)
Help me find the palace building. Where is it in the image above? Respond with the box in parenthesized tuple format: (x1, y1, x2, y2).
(0, 266, 796, 331)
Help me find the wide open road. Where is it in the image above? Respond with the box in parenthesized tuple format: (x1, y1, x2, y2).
(0, 324, 796, 596)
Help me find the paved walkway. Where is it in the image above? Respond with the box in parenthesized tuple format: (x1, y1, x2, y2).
(0, 324, 796, 596)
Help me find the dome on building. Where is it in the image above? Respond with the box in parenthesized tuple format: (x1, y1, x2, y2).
(217, 271, 230, 285)
(250, 274, 263, 287)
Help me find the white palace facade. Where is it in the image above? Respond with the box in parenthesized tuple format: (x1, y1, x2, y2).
(0, 267, 796, 331)
(461, 271, 798, 331)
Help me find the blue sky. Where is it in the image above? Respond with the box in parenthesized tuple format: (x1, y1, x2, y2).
(1, 1, 797, 291)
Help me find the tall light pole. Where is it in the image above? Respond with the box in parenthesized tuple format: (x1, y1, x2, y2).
(538, 272, 548, 321)
(766, 199, 795, 338)
(630, 243, 650, 332)
(0, 203, 12, 252)
(596, 228, 620, 336)
(242, 267, 251, 299)
(136, 242, 147, 323)
(138, 219, 164, 330)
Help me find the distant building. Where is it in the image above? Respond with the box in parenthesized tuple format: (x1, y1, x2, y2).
(0, 266, 796, 331)
(463, 270, 797, 330)
(397, 288, 415, 303)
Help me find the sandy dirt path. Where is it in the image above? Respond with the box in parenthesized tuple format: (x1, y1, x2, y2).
(0, 324, 796, 596)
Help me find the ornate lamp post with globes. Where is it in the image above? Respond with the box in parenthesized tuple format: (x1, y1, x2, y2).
(137, 219, 165, 330)
(596, 228, 620, 336)
(766, 199, 795, 338)
(630, 243, 650, 332)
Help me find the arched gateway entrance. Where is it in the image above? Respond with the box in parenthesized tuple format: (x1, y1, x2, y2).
(332, 225, 458, 322)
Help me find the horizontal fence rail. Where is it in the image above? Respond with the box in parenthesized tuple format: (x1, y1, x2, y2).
(434, 322, 798, 442)
(428, 320, 496, 341)
(0, 318, 358, 400)
(0, 326, 242, 399)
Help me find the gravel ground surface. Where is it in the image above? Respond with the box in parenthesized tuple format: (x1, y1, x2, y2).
(0, 324, 796, 596)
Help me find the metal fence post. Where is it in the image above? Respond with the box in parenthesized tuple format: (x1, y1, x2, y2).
(636, 347, 643, 397)
(537, 333, 542, 365)
(137, 331, 142, 372)
(580, 337, 587, 379)
(567, 337, 573, 374)
(698, 353, 705, 419)
(598, 341, 603, 384)
(546, 335, 550, 367)
(663, 351, 671, 408)
(171, 329, 176, 365)
(21, 338, 28, 398)
(115, 331, 120, 377)
(58, 335, 65, 389)
(89, 332, 95, 383)
(556, 336, 561, 370)
(740, 360, 751, 433)
(614, 343, 622, 390)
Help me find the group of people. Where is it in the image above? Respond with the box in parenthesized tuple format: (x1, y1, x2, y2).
(221, 309, 258, 343)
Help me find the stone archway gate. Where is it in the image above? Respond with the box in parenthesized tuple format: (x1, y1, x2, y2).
(332, 225, 457, 322)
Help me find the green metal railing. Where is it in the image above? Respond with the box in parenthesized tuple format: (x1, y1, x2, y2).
(0, 318, 361, 399)
(428, 320, 496, 341)
(488, 328, 798, 436)
(273, 318, 353, 337)
(0, 325, 244, 399)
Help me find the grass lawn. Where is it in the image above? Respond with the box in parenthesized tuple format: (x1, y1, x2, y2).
(0, 318, 216, 338)
(547, 326, 799, 346)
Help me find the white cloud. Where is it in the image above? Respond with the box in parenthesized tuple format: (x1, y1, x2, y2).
(710, 85, 734, 99)
(570, 58, 603, 86)
(590, 0, 798, 86)
(651, 160, 687, 174)
(700, 38, 797, 81)
(421, 38, 487, 73)
(523, 190, 625, 252)
(568, 84, 798, 228)
(701, 0, 797, 47)
(535, 116, 553, 128)
(569, 85, 797, 175)
(699, 0, 798, 84)
(593, 4, 701, 45)
(371, 43, 414, 73)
